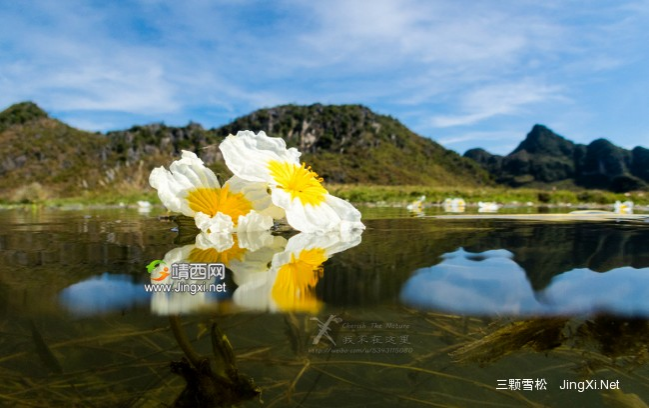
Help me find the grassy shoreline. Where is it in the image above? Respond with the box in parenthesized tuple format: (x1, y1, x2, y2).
(1, 184, 647, 208)
(329, 184, 646, 206)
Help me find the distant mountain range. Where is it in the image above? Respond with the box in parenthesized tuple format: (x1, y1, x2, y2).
(464, 124, 649, 192)
(0, 101, 646, 200)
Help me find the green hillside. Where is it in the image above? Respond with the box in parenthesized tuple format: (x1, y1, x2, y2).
(216, 104, 492, 186)
(0, 102, 492, 202)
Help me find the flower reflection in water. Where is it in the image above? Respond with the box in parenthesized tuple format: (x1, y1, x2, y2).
(149, 230, 284, 315)
(234, 231, 362, 313)
(149, 229, 362, 315)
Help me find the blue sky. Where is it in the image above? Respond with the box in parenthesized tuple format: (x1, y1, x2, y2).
(1, 0, 648, 155)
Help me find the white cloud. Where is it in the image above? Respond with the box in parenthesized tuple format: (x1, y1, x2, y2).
(437, 131, 513, 146)
(430, 81, 565, 128)
(296, 0, 567, 74)
(1, 0, 647, 153)
(433, 129, 522, 155)
(62, 117, 122, 132)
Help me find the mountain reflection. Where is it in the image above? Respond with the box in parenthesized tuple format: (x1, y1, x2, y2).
(394, 219, 649, 316)
(320, 218, 649, 315)
(462, 221, 649, 291)
(400, 248, 649, 316)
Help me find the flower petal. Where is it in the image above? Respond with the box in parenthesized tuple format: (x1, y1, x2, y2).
(232, 277, 272, 311)
(271, 189, 364, 233)
(194, 211, 235, 234)
(237, 211, 274, 233)
(169, 151, 220, 189)
(220, 130, 300, 183)
(225, 175, 285, 219)
(149, 166, 187, 214)
(195, 228, 235, 252)
(149, 150, 221, 216)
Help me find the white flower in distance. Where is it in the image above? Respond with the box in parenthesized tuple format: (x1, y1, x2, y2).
(614, 200, 633, 214)
(219, 130, 365, 233)
(443, 198, 466, 213)
(149, 150, 281, 233)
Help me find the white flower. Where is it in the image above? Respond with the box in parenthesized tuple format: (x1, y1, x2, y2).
(613, 200, 633, 214)
(443, 198, 466, 213)
(407, 195, 426, 216)
(478, 201, 500, 213)
(149, 150, 282, 233)
(219, 130, 365, 234)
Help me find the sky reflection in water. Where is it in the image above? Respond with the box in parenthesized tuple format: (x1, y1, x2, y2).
(59, 273, 150, 316)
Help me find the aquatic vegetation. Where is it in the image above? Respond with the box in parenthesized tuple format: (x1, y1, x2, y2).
(451, 314, 649, 377)
(450, 318, 568, 364)
(168, 316, 260, 407)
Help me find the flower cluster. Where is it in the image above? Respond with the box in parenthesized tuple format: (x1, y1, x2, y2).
(149, 130, 365, 234)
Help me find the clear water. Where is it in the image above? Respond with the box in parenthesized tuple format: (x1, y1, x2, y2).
(1, 206, 649, 407)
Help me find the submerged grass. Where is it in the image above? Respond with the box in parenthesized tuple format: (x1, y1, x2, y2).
(5, 310, 649, 407)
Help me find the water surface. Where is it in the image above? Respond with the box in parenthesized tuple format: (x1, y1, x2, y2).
(1, 207, 649, 407)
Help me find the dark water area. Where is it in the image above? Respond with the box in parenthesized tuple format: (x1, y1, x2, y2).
(1, 206, 649, 407)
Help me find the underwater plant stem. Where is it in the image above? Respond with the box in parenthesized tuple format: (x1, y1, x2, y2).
(169, 315, 203, 369)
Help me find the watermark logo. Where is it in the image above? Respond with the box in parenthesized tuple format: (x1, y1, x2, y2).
(308, 316, 414, 355)
(146, 260, 170, 281)
(311, 315, 343, 346)
(169, 262, 225, 280)
(144, 261, 228, 295)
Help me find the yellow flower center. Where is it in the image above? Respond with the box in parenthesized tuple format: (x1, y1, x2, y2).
(271, 248, 326, 312)
(189, 241, 247, 267)
(186, 185, 252, 225)
(267, 161, 327, 206)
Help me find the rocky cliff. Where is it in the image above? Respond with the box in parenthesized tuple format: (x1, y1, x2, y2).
(465, 124, 649, 192)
